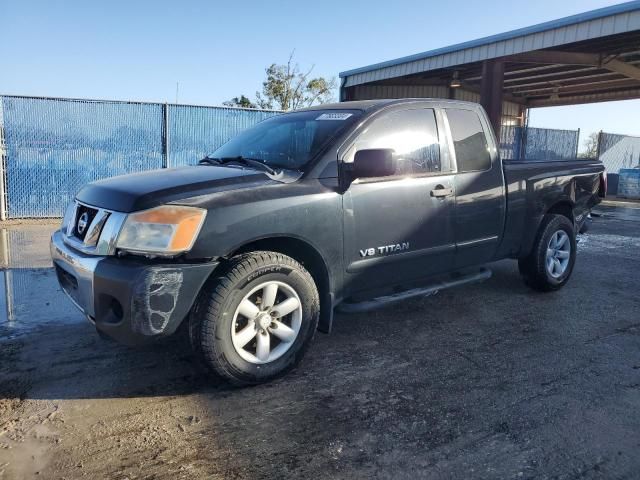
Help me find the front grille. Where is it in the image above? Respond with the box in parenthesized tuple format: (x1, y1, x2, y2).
(62, 201, 126, 255)
(73, 204, 99, 242)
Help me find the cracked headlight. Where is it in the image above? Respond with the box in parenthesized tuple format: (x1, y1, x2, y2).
(116, 205, 207, 256)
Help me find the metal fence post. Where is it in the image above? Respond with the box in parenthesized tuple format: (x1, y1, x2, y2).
(0, 158, 6, 221)
(0, 98, 7, 221)
(520, 108, 530, 160)
(0, 229, 14, 321)
(162, 102, 169, 168)
(3, 270, 15, 323)
(596, 130, 604, 159)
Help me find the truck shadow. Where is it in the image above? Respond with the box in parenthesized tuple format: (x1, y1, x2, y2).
(1, 259, 533, 403)
(1, 320, 227, 402)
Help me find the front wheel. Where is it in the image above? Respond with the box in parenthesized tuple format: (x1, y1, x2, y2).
(518, 214, 577, 292)
(189, 251, 319, 386)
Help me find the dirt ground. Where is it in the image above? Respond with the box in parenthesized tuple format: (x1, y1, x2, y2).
(1, 203, 639, 479)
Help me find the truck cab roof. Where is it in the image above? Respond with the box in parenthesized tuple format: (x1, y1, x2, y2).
(295, 98, 483, 113)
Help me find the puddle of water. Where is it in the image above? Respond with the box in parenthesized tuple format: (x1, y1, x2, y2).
(0, 225, 84, 339)
(577, 232, 640, 253)
(593, 205, 640, 222)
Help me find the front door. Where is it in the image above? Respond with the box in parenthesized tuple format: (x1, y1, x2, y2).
(342, 107, 456, 295)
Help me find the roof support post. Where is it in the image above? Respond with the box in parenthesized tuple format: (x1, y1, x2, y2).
(339, 77, 349, 102)
(480, 59, 505, 143)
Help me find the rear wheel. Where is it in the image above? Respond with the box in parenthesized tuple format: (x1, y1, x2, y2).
(518, 214, 576, 292)
(189, 251, 319, 385)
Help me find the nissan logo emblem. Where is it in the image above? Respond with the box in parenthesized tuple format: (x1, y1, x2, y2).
(77, 212, 89, 235)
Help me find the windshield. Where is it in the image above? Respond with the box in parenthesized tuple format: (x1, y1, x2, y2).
(209, 109, 362, 170)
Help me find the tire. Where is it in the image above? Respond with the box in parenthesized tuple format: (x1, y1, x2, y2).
(518, 214, 577, 292)
(189, 251, 320, 386)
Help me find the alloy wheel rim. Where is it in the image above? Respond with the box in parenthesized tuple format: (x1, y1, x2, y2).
(231, 281, 302, 364)
(546, 230, 571, 278)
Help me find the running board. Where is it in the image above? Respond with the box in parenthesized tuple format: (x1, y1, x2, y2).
(337, 268, 492, 313)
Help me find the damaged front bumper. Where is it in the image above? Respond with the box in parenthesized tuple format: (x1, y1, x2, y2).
(50, 230, 218, 346)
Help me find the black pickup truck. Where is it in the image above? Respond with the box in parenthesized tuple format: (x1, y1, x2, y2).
(51, 99, 605, 385)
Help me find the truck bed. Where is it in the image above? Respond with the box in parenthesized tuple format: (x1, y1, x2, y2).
(498, 159, 604, 259)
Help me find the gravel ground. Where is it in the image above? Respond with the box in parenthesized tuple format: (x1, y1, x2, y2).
(0, 204, 639, 479)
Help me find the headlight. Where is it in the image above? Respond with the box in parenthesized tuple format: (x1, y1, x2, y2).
(61, 201, 77, 232)
(116, 205, 207, 256)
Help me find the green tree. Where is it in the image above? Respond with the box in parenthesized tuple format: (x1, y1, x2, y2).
(223, 95, 258, 109)
(256, 52, 337, 110)
(228, 52, 337, 111)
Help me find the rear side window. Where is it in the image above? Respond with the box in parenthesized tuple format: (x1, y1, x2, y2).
(446, 109, 491, 172)
(351, 108, 441, 175)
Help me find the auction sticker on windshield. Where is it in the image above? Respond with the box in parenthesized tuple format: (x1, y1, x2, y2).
(316, 113, 353, 121)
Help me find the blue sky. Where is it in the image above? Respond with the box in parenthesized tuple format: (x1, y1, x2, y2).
(1, 0, 638, 145)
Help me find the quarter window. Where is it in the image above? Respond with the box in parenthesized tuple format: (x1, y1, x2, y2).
(351, 109, 442, 175)
(446, 109, 491, 172)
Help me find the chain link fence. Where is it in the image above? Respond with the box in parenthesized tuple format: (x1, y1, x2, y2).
(0, 95, 279, 218)
(597, 131, 640, 195)
(167, 104, 276, 168)
(500, 125, 580, 161)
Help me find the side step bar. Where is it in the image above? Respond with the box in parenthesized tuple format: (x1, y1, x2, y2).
(337, 268, 492, 313)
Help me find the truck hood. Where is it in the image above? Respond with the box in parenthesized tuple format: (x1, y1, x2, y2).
(76, 166, 275, 212)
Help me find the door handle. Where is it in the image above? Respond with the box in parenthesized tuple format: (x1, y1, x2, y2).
(430, 186, 453, 198)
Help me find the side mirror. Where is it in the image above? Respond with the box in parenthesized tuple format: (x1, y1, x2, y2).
(353, 149, 396, 179)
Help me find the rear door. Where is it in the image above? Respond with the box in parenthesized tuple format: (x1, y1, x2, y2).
(444, 107, 505, 268)
(342, 107, 456, 294)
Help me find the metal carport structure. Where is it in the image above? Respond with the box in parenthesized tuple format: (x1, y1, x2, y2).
(339, 1, 640, 141)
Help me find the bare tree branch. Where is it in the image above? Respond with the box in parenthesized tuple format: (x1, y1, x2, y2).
(231, 52, 337, 111)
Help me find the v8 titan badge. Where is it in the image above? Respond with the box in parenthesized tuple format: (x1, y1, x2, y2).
(360, 242, 410, 257)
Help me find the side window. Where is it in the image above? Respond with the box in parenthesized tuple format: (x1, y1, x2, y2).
(350, 108, 441, 175)
(446, 109, 492, 172)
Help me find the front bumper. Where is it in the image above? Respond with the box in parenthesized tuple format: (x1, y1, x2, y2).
(50, 230, 219, 346)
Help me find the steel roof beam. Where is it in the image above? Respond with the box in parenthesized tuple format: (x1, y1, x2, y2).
(506, 50, 640, 82)
(505, 72, 624, 91)
(528, 88, 640, 107)
(603, 59, 640, 81)
(503, 66, 599, 84)
(466, 54, 640, 82)
(466, 65, 561, 81)
(522, 78, 640, 97)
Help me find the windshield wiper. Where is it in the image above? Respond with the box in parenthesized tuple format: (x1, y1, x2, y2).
(198, 155, 224, 166)
(199, 156, 277, 175)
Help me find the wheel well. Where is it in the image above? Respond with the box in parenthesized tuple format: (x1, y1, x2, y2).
(547, 202, 574, 224)
(228, 237, 333, 332)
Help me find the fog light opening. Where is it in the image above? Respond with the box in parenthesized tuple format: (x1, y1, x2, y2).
(109, 298, 124, 322)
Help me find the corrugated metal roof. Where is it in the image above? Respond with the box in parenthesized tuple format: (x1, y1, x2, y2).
(340, 1, 640, 87)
